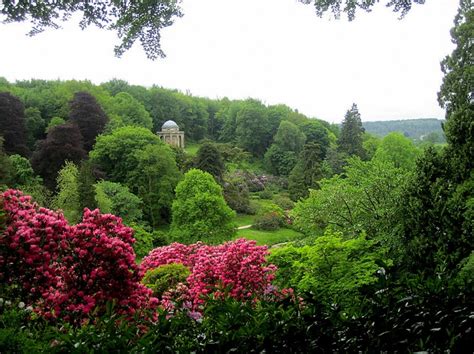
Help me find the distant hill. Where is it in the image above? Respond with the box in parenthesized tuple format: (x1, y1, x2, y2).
(362, 118, 445, 142)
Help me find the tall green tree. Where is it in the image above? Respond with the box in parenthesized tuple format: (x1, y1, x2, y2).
(77, 160, 97, 211)
(264, 120, 306, 176)
(170, 169, 236, 244)
(337, 103, 366, 159)
(398, 1, 473, 280)
(51, 161, 81, 224)
(288, 142, 327, 201)
(69, 92, 108, 152)
(130, 144, 181, 227)
(235, 100, 271, 157)
(438, 0, 474, 178)
(194, 142, 226, 184)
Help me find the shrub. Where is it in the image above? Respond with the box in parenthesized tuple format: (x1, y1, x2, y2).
(142, 263, 191, 297)
(258, 189, 273, 200)
(273, 195, 295, 210)
(253, 212, 284, 231)
(140, 239, 277, 310)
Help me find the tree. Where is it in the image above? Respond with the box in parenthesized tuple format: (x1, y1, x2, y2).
(77, 160, 97, 211)
(438, 0, 474, 179)
(51, 161, 81, 224)
(299, 0, 424, 21)
(265, 120, 306, 176)
(90, 126, 162, 184)
(170, 169, 236, 244)
(94, 180, 143, 225)
(130, 144, 181, 227)
(194, 142, 226, 184)
(288, 142, 326, 201)
(107, 92, 153, 130)
(69, 92, 108, 152)
(24, 107, 46, 150)
(373, 132, 420, 170)
(31, 122, 87, 190)
(337, 103, 366, 159)
(0, 1, 183, 60)
(1, 1, 425, 60)
(0, 92, 29, 156)
(45, 116, 66, 133)
(292, 157, 407, 249)
(236, 100, 272, 157)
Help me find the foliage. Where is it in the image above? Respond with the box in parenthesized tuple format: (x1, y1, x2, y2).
(77, 159, 97, 211)
(0, 0, 183, 59)
(142, 263, 191, 297)
(94, 180, 143, 225)
(265, 120, 306, 176)
(269, 230, 390, 314)
(45, 116, 65, 133)
(397, 148, 474, 278)
(0, 92, 29, 156)
(51, 161, 81, 224)
(438, 0, 474, 178)
(69, 91, 108, 152)
(253, 211, 285, 231)
(170, 169, 236, 245)
(288, 142, 327, 201)
(292, 157, 407, 249)
(223, 173, 253, 214)
(374, 132, 420, 170)
(337, 103, 365, 159)
(130, 223, 157, 259)
(235, 100, 271, 157)
(89, 126, 162, 184)
(107, 92, 153, 129)
(194, 142, 226, 184)
(31, 122, 86, 190)
(24, 107, 46, 149)
(236, 227, 304, 246)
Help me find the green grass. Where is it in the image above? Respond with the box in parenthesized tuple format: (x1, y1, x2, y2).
(234, 213, 256, 227)
(235, 227, 304, 247)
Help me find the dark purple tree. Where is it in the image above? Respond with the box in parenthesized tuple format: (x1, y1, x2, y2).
(31, 123, 86, 190)
(69, 92, 108, 152)
(0, 92, 29, 156)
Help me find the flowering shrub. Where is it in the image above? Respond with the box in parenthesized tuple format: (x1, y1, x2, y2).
(140, 239, 277, 310)
(1, 190, 68, 301)
(1, 190, 157, 323)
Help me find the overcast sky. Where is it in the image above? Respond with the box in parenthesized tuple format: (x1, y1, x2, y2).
(0, 0, 459, 123)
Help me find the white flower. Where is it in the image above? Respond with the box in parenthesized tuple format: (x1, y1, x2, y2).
(18, 302, 25, 309)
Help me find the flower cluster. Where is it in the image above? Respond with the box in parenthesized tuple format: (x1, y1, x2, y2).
(1, 190, 157, 323)
(140, 239, 277, 310)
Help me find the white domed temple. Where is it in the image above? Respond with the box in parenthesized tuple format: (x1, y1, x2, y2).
(157, 120, 185, 148)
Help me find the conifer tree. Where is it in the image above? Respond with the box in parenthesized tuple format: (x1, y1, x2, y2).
(337, 103, 365, 159)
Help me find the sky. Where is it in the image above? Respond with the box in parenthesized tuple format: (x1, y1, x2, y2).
(0, 0, 459, 123)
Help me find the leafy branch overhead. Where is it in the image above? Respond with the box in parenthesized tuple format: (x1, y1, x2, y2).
(1, 0, 424, 59)
(0, 0, 184, 60)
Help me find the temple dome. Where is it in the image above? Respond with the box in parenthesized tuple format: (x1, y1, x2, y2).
(162, 120, 179, 130)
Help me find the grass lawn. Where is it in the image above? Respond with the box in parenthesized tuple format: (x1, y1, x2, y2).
(234, 213, 256, 227)
(235, 227, 304, 247)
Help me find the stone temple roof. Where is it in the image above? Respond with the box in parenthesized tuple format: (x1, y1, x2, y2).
(162, 120, 179, 130)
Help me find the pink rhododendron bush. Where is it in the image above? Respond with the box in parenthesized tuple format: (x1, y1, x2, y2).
(0, 190, 157, 323)
(0, 189, 283, 324)
(140, 239, 279, 312)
